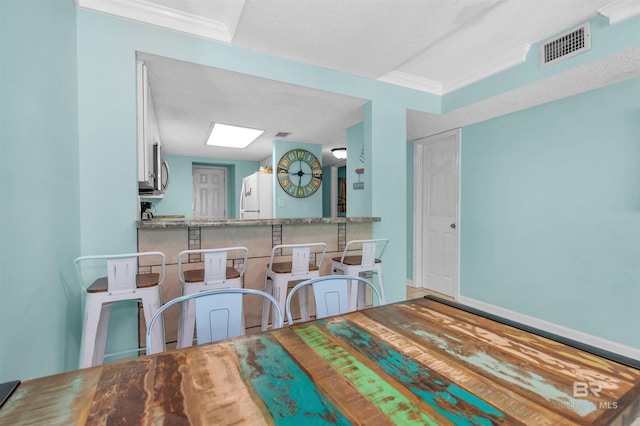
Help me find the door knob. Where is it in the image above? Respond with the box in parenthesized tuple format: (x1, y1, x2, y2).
(450, 223, 456, 229)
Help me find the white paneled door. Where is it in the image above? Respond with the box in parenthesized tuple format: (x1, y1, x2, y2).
(193, 166, 227, 218)
(413, 129, 460, 298)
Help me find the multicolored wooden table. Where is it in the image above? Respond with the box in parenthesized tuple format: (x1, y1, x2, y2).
(2, 297, 639, 425)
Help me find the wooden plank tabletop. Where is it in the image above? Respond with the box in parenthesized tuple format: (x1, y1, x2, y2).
(1, 297, 639, 425)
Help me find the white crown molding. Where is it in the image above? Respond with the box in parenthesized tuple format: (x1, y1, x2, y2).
(458, 296, 640, 361)
(442, 44, 531, 94)
(75, 0, 244, 42)
(377, 71, 443, 95)
(378, 44, 530, 96)
(598, 0, 640, 25)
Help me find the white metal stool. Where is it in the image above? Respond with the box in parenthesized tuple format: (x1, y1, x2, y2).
(75, 251, 166, 368)
(177, 247, 248, 348)
(332, 239, 388, 310)
(261, 243, 327, 331)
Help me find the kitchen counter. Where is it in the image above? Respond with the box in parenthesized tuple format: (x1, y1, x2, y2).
(137, 216, 379, 340)
(137, 216, 380, 229)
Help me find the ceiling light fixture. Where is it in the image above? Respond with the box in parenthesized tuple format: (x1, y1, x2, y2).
(205, 123, 264, 148)
(332, 147, 347, 159)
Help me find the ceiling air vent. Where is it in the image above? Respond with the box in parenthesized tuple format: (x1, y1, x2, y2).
(540, 22, 590, 68)
(275, 132, 291, 138)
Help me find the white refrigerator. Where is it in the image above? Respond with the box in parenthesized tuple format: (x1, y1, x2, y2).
(239, 172, 273, 219)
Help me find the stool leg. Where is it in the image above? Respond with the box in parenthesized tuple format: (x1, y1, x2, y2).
(299, 284, 310, 322)
(376, 264, 386, 305)
(178, 299, 196, 348)
(356, 274, 367, 310)
(93, 303, 112, 366)
(344, 268, 359, 311)
(272, 276, 288, 327)
(142, 290, 165, 355)
(79, 296, 103, 369)
(261, 277, 273, 331)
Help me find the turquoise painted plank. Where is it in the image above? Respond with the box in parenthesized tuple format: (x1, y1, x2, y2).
(322, 319, 507, 425)
(365, 307, 598, 418)
(232, 335, 350, 425)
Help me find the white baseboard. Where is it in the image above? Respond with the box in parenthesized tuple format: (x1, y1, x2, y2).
(458, 296, 640, 362)
(406, 279, 418, 288)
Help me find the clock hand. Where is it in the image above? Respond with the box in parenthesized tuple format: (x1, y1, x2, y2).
(288, 161, 307, 177)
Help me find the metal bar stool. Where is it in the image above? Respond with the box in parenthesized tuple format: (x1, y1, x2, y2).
(75, 251, 166, 368)
(261, 243, 327, 331)
(147, 288, 283, 355)
(332, 239, 388, 310)
(176, 247, 248, 348)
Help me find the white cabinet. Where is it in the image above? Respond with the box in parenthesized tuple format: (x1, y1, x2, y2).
(137, 60, 162, 192)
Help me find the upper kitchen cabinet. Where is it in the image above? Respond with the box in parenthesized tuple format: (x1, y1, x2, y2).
(137, 59, 164, 196)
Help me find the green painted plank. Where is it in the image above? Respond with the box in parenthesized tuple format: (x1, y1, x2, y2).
(323, 319, 506, 425)
(232, 334, 350, 425)
(295, 324, 440, 425)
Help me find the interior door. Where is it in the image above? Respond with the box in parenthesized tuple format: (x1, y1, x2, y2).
(413, 129, 460, 297)
(193, 166, 227, 218)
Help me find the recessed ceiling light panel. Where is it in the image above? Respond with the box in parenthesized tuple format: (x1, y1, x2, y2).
(206, 123, 264, 148)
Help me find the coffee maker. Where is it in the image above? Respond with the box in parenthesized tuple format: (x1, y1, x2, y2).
(141, 201, 153, 220)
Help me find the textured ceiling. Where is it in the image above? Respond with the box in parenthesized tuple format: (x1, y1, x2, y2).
(78, 0, 640, 164)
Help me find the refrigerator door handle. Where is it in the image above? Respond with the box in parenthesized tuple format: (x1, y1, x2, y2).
(239, 181, 246, 213)
(192, 178, 196, 216)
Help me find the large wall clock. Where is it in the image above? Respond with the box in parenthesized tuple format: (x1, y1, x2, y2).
(277, 149, 323, 198)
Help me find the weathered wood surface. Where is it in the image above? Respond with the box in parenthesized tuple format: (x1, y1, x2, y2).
(1, 298, 639, 425)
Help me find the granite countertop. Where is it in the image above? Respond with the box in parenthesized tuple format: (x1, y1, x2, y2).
(138, 216, 381, 229)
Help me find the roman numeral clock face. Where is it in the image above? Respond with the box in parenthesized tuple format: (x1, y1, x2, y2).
(277, 149, 323, 198)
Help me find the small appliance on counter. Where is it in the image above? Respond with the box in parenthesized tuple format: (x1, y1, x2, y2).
(141, 201, 154, 220)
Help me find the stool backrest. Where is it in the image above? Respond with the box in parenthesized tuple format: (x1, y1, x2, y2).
(203, 251, 229, 282)
(285, 275, 381, 325)
(195, 291, 243, 343)
(107, 257, 137, 294)
(291, 245, 311, 275)
(341, 239, 388, 267)
(178, 247, 248, 285)
(75, 251, 166, 295)
(269, 243, 327, 275)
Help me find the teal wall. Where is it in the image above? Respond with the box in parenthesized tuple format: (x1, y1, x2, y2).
(321, 164, 333, 217)
(1, 0, 81, 381)
(149, 154, 259, 218)
(366, 101, 408, 304)
(346, 122, 367, 216)
(460, 77, 640, 348)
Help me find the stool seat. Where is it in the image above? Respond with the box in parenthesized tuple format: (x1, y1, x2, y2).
(87, 273, 160, 293)
(331, 256, 381, 266)
(269, 262, 319, 274)
(184, 267, 240, 283)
